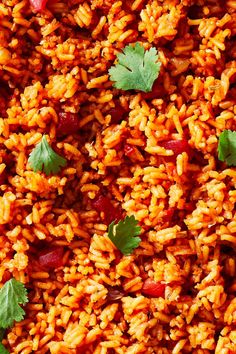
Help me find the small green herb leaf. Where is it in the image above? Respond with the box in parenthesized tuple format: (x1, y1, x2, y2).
(0, 278, 28, 329)
(28, 135, 67, 175)
(218, 130, 236, 166)
(108, 42, 161, 92)
(108, 216, 141, 255)
(0, 343, 9, 354)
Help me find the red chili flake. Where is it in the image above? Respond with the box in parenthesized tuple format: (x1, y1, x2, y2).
(92, 195, 122, 225)
(124, 143, 135, 158)
(159, 139, 193, 162)
(29, 0, 48, 11)
(142, 279, 166, 298)
(109, 101, 126, 124)
(57, 112, 80, 137)
(38, 246, 64, 269)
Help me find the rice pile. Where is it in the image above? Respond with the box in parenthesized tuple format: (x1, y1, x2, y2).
(1, 0, 236, 353)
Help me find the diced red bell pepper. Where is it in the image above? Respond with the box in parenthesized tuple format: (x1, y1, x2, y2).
(0, 169, 6, 185)
(142, 279, 165, 297)
(92, 195, 122, 225)
(162, 207, 175, 222)
(109, 101, 126, 124)
(38, 246, 64, 269)
(142, 80, 164, 100)
(29, 0, 48, 11)
(57, 112, 80, 136)
(159, 139, 193, 162)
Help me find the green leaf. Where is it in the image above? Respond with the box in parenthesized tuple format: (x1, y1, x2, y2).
(218, 130, 236, 166)
(28, 135, 67, 175)
(0, 278, 28, 329)
(0, 343, 9, 354)
(108, 42, 161, 92)
(108, 216, 141, 255)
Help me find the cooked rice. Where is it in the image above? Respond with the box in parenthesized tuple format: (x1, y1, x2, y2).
(1, 0, 236, 353)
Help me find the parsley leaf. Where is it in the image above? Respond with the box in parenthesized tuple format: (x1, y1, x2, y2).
(28, 135, 67, 175)
(108, 216, 141, 255)
(0, 343, 9, 354)
(0, 278, 28, 329)
(108, 42, 161, 92)
(218, 130, 236, 166)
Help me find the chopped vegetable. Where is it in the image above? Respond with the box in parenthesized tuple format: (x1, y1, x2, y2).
(109, 101, 126, 124)
(0, 170, 6, 185)
(108, 215, 141, 255)
(159, 139, 193, 162)
(109, 42, 161, 92)
(142, 279, 165, 297)
(0, 278, 28, 329)
(57, 112, 80, 136)
(29, 0, 48, 11)
(92, 195, 122, 225)
(28, 135, 67, 176)
(38, 246, 64, 269)
(218, 130, 236, 166)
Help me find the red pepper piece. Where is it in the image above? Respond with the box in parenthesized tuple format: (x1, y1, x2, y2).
(142, 279, 165, 297)
(0, 169, 7, 185)
(109, 101, 126, 124)
(29, 0, 48, 11)
(92, 195, 122, 225)
(57, 112, 80, 137)
(142, 80, 164, 100)
(38, 246, 64, 269)
(159, 139, 193, 162)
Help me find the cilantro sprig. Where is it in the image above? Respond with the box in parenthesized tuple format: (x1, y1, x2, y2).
(108, 216, 141, 255)
(28, 135, 67, 175)
(109, 42, 161, 92)
(0, 278, 28, 353)
(218, 130, 236, 166)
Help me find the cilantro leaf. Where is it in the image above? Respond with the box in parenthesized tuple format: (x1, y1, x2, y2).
(218, 130, 236, 166)
(28, 135, 67, 175)
(108, 216, 141, 255)
(0, 278, 28, 329)
(0, 343, 9, 354)
(108, 42, 161, 92)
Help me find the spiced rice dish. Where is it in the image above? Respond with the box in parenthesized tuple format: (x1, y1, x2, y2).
(1, 0, 236, 353)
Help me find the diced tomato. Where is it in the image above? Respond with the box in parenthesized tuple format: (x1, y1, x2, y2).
(142, 80, 164, 100)
(29, 0, 48, 11)
(142, 279, 165, 297)
(0, 169, 6, 185)
(2, 270, 11, 283)
(162, 207, 175, 222)
(109, 101, 126, 124)
(38, 246, 64, 269)
(57, 112, 80, 137)
(159, 139, 193, 162)
(92, 195, 122, 225)
(124, 143, 135, 158)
